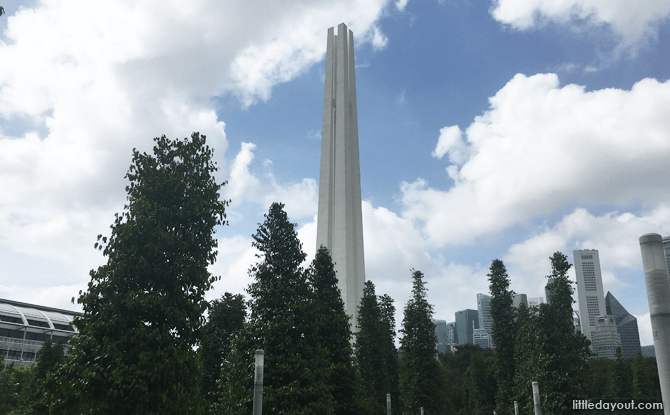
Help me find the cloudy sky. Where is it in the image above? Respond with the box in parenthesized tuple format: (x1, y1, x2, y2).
(1, 0, 669, 346)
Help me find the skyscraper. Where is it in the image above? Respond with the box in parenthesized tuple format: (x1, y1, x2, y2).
(574, 249, 606, 344)
(545, 278, 556, 304)
(527, 297, 544, 308)
(512, 293, 528, 308)
(433, 319, 448, 354)
(592, 315, 622, 359)
(455, 309, 479, 345)
(662, 236, 670, 285)
(316, 23, 365, 328)
(606, 291, 642, 359)
(446, 322, 457, 345)
(476, 293, 492, 335)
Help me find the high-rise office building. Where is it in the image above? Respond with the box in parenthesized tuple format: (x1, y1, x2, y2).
(477, 293, 492, 334)
(527, 297, 544, 308)
(455, 309, 479, 345)
(433, 319, 448, 354)
(473, 327, 490, 349)
(545, 278, 556, 304)
(592, 314, 622, 359)
(574, 249, 606, 344)
(606, 292, 642, 360)
(662, 236, 670, 286)
(512, 293, 528, 308)
(446, 322, 457, 345)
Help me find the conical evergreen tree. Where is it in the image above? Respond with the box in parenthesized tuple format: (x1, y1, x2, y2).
(308, 246, 360, 415)
(534, 252, 591, 414)
(219, 203, 333, 415)
(200, 292, 247, 413)
(607, 347, 630, 399)
(355, 280, 387, 414)
(488, 259, 516, 415)
(399, 270, 447, 415)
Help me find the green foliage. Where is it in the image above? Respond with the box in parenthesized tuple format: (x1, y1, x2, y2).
(587, 357, 613, 399)
(355, 280, 391, 414)
(513, 253, 591, 415)
(399, 270, 447, 415)
(219, 203, 333, 415)
(512, 303, 537, 415)
(308, 246, 360, 415)
(50, 133, 228, 414)
(200, 293, 247, 412)
(459, 352, 497, 415)
(632, 353, 657, 398)
(440, 344, 495, 414)
(607, 347, 631, 398)
(487, 259, 516, 415)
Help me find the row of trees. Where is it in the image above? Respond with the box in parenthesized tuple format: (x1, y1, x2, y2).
(0, 133, 663, 414)
(485, 255, 662, 415)
(0, 133, 447, 415)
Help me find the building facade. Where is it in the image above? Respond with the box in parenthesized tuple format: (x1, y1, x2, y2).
(512, 293, 528, 308)
(1, 298, 80, 368)
(476, 293, 492, 334)
(592, 314, 622, 359)
(433, 319, 449, 354)
(527, 297, 544, 308)
(455, 309, 478, 345)
(662, 236, 670, 286)
(545, 278, 556, 304)
(446, 322, 457, 345)
(574, 249, 606, 345)
(473, 328, 490, 349)
(606, 292, 642, 360)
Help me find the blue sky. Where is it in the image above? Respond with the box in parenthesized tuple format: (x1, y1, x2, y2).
(1, 0, 670, 346)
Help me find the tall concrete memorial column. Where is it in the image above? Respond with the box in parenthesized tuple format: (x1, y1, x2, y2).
(639, 234, 670, 415)
(316, 23, 366, 330)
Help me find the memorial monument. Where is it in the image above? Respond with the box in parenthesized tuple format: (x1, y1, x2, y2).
(316, 23, 365, 329)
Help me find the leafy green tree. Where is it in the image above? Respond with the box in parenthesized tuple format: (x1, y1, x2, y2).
(219, 203, 333, 415)
(512, 303, 537, 415)
(355, 280, 387, 414)
(607, 347, 631, 398)
(632, 353, 653, 398)
(587, 357, 613, 399)
(460, 352, 497, 415)
(487, 259, 516, 415)
(308, 246, 360, 415)
(440, 344, 494, 413)
(200, 293, 247, 412)
(50, 133, 229, 414)
(378, 293, 400, 412)
(399, 270, 447, 415)
(534, 253, 591, 414)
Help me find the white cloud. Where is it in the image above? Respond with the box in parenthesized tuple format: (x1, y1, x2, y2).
(402, 73, 670, 246)
(490, 0, 670, 54)
(431, 125, 469, 166)
(503, 205, 670, 297)
(395, 0, 409, 12)
(0, 0, 393, 307)
(224, 142, 318, 219)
